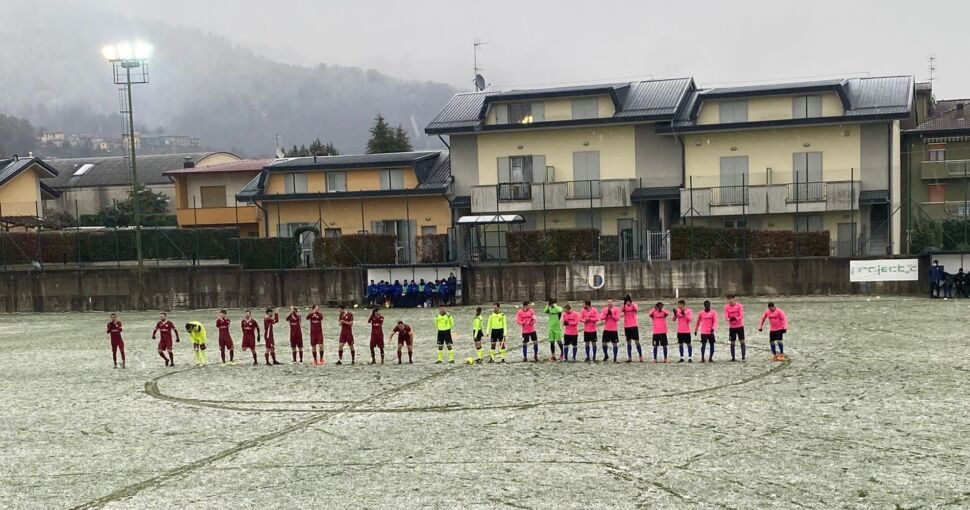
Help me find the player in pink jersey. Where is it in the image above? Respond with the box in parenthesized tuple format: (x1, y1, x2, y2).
(215, 309, 235, 366)
(516, 302, 539, 362)
(599, 298, 621, 362)
(580, 300, 599, 362)
(673, 300, 693, 363)
(560, 303, 581, 362)
(758, 302, 789, 361)
(152, 312, 179, 367)
(693, 300, 718, 362)
(648, 302, 670, 363)
(724, 293, 746, 362)
(621, 295, 643, 363)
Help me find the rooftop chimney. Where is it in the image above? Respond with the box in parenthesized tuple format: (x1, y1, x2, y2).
(183, 157, 195, 169)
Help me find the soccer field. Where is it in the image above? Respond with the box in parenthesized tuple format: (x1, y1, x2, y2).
(1, 297, 968, 509)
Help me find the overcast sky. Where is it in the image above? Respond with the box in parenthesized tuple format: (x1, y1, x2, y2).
(53, 0, 970, 98)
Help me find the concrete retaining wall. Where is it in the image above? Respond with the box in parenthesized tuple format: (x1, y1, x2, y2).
(461, 257, 927, 303)
(0, 266, 365, 313)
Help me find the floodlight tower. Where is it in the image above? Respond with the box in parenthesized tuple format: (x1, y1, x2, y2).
(102, 41, 151, 303)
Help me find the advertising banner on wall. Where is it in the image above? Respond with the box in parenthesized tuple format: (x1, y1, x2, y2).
(849, 259, 920, 282)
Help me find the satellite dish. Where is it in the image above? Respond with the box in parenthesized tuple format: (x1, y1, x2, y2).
(474, 74, 487, 91)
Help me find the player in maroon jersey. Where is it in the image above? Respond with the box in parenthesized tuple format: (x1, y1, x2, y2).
(367, 307, 386, 364)
(286, 305, 304, 364)
(336, 305, 355, 365)
(215, 309, 235, 366)
(307, 304, 325, 365)
(106, 312, 126, 368)
(263, 307, 281, 366)
(390, 320, 414, 364)
(152, 312, 180, 367)
(240, 310, 261, 365)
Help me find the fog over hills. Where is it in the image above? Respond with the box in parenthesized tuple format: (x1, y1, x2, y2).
(0, 2, 458, 155)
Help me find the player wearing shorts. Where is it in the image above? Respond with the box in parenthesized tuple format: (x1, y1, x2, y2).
(337, 305, 356, 365)
(263, 308, 281, 366)
(486, 303, 507, 363)
(472, 307, 485, 363)
(286, 306, 304, 364)
(758, 302, 789, 361)
(673, 300, 693, 363)
(648, 302, 670, 364)
(216, 309, 236, 366)
(152, 312, 179, 367)
(580, 300, 599, 362)
(621, 295, 642, 363)
(391, 321, 414, 364)
(724, 294, 746, 362)
(543, 299, 564, 361)
(560, 303, 580, 362)
(185, 320, 207, 367)
(307, 304, 325, 365)
(693, 300, 718, 363)
(368, 307, 386, 364)
(599, 299, 620, 362)
(106, 313, 126, 369)
(434, 306, 456, 364)
(516, 302, 539, 362)
(240, 310, 261, 365)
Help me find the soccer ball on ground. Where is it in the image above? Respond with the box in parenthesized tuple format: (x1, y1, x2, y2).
(465, 357, 476, 365)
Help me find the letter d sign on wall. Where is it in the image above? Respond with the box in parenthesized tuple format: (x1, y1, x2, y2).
(588, 265, 606, 289)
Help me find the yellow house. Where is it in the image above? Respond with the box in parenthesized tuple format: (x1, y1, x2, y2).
(0, 156, 61, 229)
(664, 76, 914, 256)
(237, 152, 453, 264)
(164, 158, 269, 237)
(426, 79, 694, 261)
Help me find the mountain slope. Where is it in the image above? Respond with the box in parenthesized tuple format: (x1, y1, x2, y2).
(0, 2, 457, 155)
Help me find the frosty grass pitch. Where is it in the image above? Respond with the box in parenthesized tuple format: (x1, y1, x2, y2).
(1, 296, 968, 509)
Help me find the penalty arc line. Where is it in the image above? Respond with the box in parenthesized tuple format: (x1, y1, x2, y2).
(69, 369, 456, 510)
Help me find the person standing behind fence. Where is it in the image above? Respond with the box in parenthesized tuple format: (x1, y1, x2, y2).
(407, 280, 419, 307)
(957, 268, 968, 298)
(447, 273, 459, 305)
(929, 260, 943, 298)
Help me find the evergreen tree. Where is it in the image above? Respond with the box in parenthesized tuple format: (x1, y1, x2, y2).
(308, 138, 340, 156)
(366, 114, 397, 154)
(393, 125, 412, 152)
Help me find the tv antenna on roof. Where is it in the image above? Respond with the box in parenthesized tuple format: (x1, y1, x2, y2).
(474, 39, 490, 91)
(928, 55, 937, 85)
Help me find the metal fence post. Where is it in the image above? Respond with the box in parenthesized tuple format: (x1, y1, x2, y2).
(154, 213, 160, 267)
(75, 200, 81, 266)
(689, 176, 695, 260)
(741, 173, 747, 259)
(114, 225, 120, 268)
(795, 165, 801, 259)
(35, 201, 44, 270)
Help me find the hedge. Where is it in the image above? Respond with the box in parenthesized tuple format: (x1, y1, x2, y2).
(0, 227, 240, 265)
(506, 229, 600, 262)
(670, 226, 830, 259)
(228, 237, 300, 269)
(313, 234, 396, 267)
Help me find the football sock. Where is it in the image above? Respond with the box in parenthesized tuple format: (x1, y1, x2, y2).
(612, 345, 618, 360)
(499, 347, 506, 360)
(221, 348, 227, 363)
(730, 343, 736, 360)
(585, 344, 590, 359)
(271, 352, 278, 363)
(701, 343, 707, 359)
(313, 350, 318, 363)
(687, 345, 693, 358)
(592, 344, 597, 359)
(448, 348, 455, 362)
(397, 348, 402, 363)
(437, 349, 443, 362)
(635, 343, 642, 357)
(709, 344, 715, 358)
(532, 343, 538, 358)
(653, 346, 658, 360)
(370, 348, 376, 363)
(777, 342, 784, 354)
(169, 351, 174, 364)
(770, 342, 777, 354)
(602, 343, 609, 360)
(338, 348, 344, 360)
(112, 347, 118, 366)
(477, 348, 484, 360)
(407, 349, 413, 362)
(252, 351, 258, 363)
(740, 344, 746, 360)
(121, 349, 126, 365)
(297, 350, 301, 363)
(193, 350, 200, 364)
(489, 348, 496, 360)
(350, 349, 356, 363)
(200, 350, 206, 364)
(265, 352, 270, 364)
(679, 345, 684, 358)
(572, 346, 578, 360)
(627, 343, 633, 359)
(662, 346, 668, 360)
(522, 344, 528, 359)
(158, 351, 168, 363)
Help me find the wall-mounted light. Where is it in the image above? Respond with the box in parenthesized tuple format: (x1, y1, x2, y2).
(517, 145, 524, 150)
(551, 218, 560, 224)
(694, 142, 702, 147)
(424, 216, 431, 221)
(582, 141, 590, 146)
(803, 143, 811, 147)
(730, 146, 738, 151)
(842, 129, 850, 137)
(767, 222, 774, 228)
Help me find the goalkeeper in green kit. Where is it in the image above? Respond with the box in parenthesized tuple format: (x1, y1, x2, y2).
(544, 298, 564, 361)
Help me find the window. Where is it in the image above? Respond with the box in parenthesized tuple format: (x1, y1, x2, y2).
(575, 210, 602, 231)
(199, 185, 227, 208)
(324, 228, 342, 237)
(718, 156, 749, 205)
(509, 103, 533, 124)
(283, 173, 308, 194)
(379, 169, 405, 190)
(722, 218, 748, 229)
(795, 215, 824, 232)
(719, 100, 748, 123)
(792, 152, 823, 201)
(326, 172, 347, 192)
(72, 163, 95, 177)
(498, 156, 533, 200)
(927, 184, 946, 203)
(571, 97, 599, 119)
(793, 95, 822, 119)
(570, 151, 601, 198)
(928, 143, 946, 162)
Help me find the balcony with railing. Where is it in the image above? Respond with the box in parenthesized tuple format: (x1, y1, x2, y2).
(176, 206, 259, 227)
(920, 159, 970, 180)
(471, 179, 635, 213)
(681, 180, 860, 217)
(787, 182, 826, 203)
